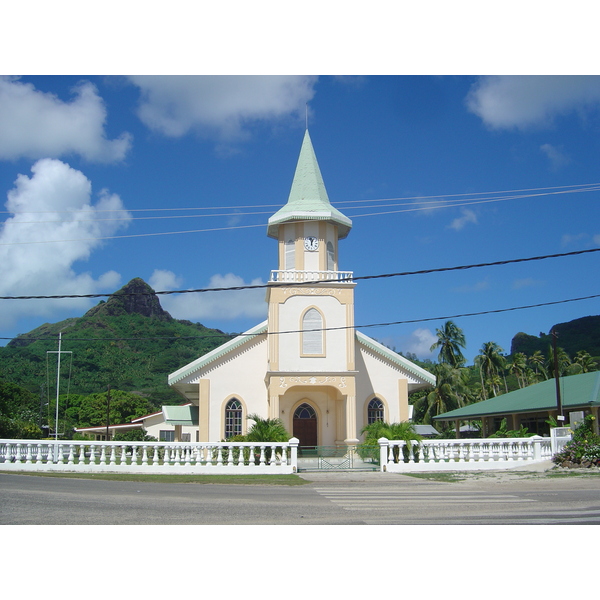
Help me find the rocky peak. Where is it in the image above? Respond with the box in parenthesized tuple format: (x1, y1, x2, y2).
(84, 278, 173, 321)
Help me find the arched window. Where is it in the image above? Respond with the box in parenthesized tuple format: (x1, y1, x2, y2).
(285, 239, 295, 270)
(326, 241, 335, 271)
(302, 308, 323, 355)
(368, 398, 384, 424)
(294, 403, 317, 419)
(225, 398, 243, 439)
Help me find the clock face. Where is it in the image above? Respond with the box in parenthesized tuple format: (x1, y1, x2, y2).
(304, 236, 319, 251)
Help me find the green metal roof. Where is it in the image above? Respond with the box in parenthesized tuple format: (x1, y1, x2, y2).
(434, 371, 600, 421)
(162, 405, 199, 426)
(267, 130, 352, 239)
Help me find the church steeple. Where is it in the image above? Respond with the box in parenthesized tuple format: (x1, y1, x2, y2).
(267, 130, 352, 240)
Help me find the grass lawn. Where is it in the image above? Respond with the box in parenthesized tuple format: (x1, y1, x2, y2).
(5, 471, 310, 485)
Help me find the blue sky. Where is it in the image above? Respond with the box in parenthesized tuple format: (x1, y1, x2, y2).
(1, 73, 599, 363)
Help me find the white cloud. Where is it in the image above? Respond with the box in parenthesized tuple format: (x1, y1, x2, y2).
(0, 159, 132, 328)
(448, 208, 477, 231)
(404, 328, 438, 358)
(153, 271, 267, 321)
(129, 75, 318, 140)
(466, 75, 600, 129)
(512, 278, 544, 290)
(540, 143, 571, 170)
(561, 232, 588, 247)
(452, 279, 490, 293)
(0, 77, 132, 162)
(149, 269, 183, 292)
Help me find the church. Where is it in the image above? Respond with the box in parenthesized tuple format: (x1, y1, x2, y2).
(167, 131, 435, 447)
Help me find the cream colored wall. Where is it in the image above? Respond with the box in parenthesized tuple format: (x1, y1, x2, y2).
(277, 294, 347, 372)
(182, 337, 269, 441)
(354, 345, 413, 436)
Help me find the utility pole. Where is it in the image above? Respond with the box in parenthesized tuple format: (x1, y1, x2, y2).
(106, 384, 111, 441)
(46, 332, 72, 440)
(552, 329, 564, 424)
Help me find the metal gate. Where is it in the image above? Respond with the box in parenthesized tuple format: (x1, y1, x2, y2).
(297, 445, 378, 471)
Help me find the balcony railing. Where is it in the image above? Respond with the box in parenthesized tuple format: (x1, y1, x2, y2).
(269, 270, 354, 284)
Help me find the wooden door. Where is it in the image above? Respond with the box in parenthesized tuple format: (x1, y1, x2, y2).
(293, 403, 318, 447)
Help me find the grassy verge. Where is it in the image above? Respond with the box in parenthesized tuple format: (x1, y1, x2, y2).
(403, 469, 600, 482)
(3, 471, 310, 486)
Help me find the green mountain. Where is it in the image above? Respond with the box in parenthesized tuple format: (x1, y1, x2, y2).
(0, 278, 234, 407)
(510, 315, 600, 358)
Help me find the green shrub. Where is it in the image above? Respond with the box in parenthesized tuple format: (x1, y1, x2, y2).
(553, 415, 600, 466)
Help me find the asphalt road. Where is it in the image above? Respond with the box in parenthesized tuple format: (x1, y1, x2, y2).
(2, 470, 600, 525)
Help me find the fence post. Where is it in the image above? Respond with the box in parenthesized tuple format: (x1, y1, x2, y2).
(532, 436, 542, 461)
(289, 437, 299, 473)
(378, 437, 389, 472)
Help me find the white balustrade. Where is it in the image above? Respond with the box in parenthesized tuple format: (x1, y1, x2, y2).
(379, 436, 553, 472)
(0, 439, 300, 474)
(269, 270, 354, 284)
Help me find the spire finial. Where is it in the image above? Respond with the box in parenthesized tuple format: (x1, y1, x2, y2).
(305, 103, 308, 130)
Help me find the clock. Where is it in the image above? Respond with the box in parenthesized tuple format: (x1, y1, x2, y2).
(304, 236, 319, 251)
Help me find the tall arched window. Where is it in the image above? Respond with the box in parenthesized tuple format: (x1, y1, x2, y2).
(285, 239, 295, 270)
(225, 398, 243, 438)
(302, 308, 323, 355)
(326, 241, 335, 271)
(368, 398, 384, 424)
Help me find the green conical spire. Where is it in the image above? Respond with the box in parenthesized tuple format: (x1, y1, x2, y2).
(267, 130, 352, 239)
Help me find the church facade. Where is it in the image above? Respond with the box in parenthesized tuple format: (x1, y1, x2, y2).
(168, 131, 435, 446)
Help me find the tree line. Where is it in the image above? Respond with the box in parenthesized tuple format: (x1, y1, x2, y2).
(409, 320, 599, 425)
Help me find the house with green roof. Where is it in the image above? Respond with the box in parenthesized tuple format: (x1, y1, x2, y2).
(167, 130, 435, 446)
(434, 370, 600, 437)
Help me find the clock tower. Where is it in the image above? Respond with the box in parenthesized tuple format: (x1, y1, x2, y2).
(265, 130, 359, 446)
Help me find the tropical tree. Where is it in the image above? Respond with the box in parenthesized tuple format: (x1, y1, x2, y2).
(546, 346, 571, 379)
(413, 362, 470, 423)
(475, 341, 506, 399)
(245, 413, 290, 442)
(509, 352, 528, 389)
(430, 320, 467, 368)
(359, 420, 422, 463)
(573, 350, 598, 374)
(528, 350, 547, 381)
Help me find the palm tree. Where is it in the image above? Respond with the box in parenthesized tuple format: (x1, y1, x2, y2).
(509, 352, 528, 388)
(413, 362, 470, 423)
(528, 350, 547, 381)
(245, 413, 290, 442)
(546, 346, 571, 379)
(573, 350, 598, 374)
(359, 420, 422, 463)
(430, 320, 467, 368)
(475, 341, 506, 399)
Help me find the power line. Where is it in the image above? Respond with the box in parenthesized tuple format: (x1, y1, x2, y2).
(1, 182, 599, 243)
(1, 246, 599, 301)
(3, 292, 599, 343)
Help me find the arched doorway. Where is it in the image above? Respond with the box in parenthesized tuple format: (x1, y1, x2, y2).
(293, 402, 318, 447)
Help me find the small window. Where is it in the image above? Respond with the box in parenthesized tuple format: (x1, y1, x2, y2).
(225, 398, 243, 439)
(302, 308, 323, 355)
(181, 433, 191, 442)
(368, 398, 384, 424)
(285, 239, 295, 270)
(294, 403, 317, 419)
(159, 430, 175, 442)
(326, 241, 335, 271)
